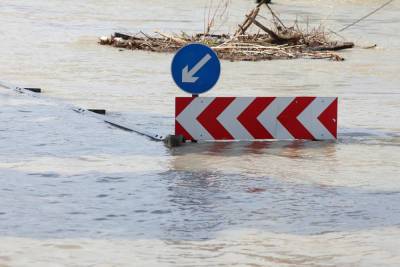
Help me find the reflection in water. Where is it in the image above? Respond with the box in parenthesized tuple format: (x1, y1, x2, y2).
(170, 140, 338, 161)
(157, 169, 400, 241)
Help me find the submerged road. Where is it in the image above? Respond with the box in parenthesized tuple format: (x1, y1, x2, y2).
(0, 0, 399, 266)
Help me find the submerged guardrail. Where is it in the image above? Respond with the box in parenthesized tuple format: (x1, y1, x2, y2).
(0, 80, 166, 143)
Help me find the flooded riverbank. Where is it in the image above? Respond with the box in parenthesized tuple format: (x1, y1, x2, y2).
(0, 0, 399, 266)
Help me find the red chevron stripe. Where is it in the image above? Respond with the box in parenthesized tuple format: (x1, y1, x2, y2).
(175, 121, 194, 141)
(176, 97, 194, 117)
(278, 97, 315, 139)
(318, 98, 338, 138)
(197, 97, 235, 140)
(175, 97, 195, 140)
(237, 97, 275, 139)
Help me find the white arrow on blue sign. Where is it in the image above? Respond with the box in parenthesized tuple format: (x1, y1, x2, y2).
(171, 43, 221, 95)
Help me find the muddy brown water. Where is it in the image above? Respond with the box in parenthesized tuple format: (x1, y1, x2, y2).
(0, 0, 399, 266)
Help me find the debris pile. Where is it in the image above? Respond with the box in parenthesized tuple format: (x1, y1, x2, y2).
(99, 1, 354, 61)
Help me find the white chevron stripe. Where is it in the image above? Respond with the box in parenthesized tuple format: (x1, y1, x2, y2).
(176, 97, 214, 140)
(257, 97, 295, 139)
(298, 97, 336, 140)
(217, 97, 255, 140)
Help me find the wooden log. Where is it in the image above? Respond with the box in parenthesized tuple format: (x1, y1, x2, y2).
(265, 3, 287, 29)
(155, 31, 187, 45)
(246, 15, 282, 42)
(195, 33, 230, 39)
(246, 15, 300, 44)
(114, 32, 131, 40)
(310, 42, 354, 51)
(242, 8, 260, 34)
(237, 8, 259, 35)
(235, 8, 258, 36)
(114, 32, 143, 41)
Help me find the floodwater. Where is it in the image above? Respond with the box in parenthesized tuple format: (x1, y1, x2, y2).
(0, 0, 399, 266)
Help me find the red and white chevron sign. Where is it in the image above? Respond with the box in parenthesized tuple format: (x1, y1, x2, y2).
(175, 97, 338, 141)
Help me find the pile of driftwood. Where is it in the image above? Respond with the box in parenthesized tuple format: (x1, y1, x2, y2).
(99, 1, 354, 61)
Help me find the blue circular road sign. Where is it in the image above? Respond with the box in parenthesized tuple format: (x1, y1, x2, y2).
(171, 43, 221, 95)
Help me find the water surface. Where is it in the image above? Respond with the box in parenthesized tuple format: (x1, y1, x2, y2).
(0, 0, 399, 266)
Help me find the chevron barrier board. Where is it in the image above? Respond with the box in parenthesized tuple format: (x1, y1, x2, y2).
(175, 97, 338, 141)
